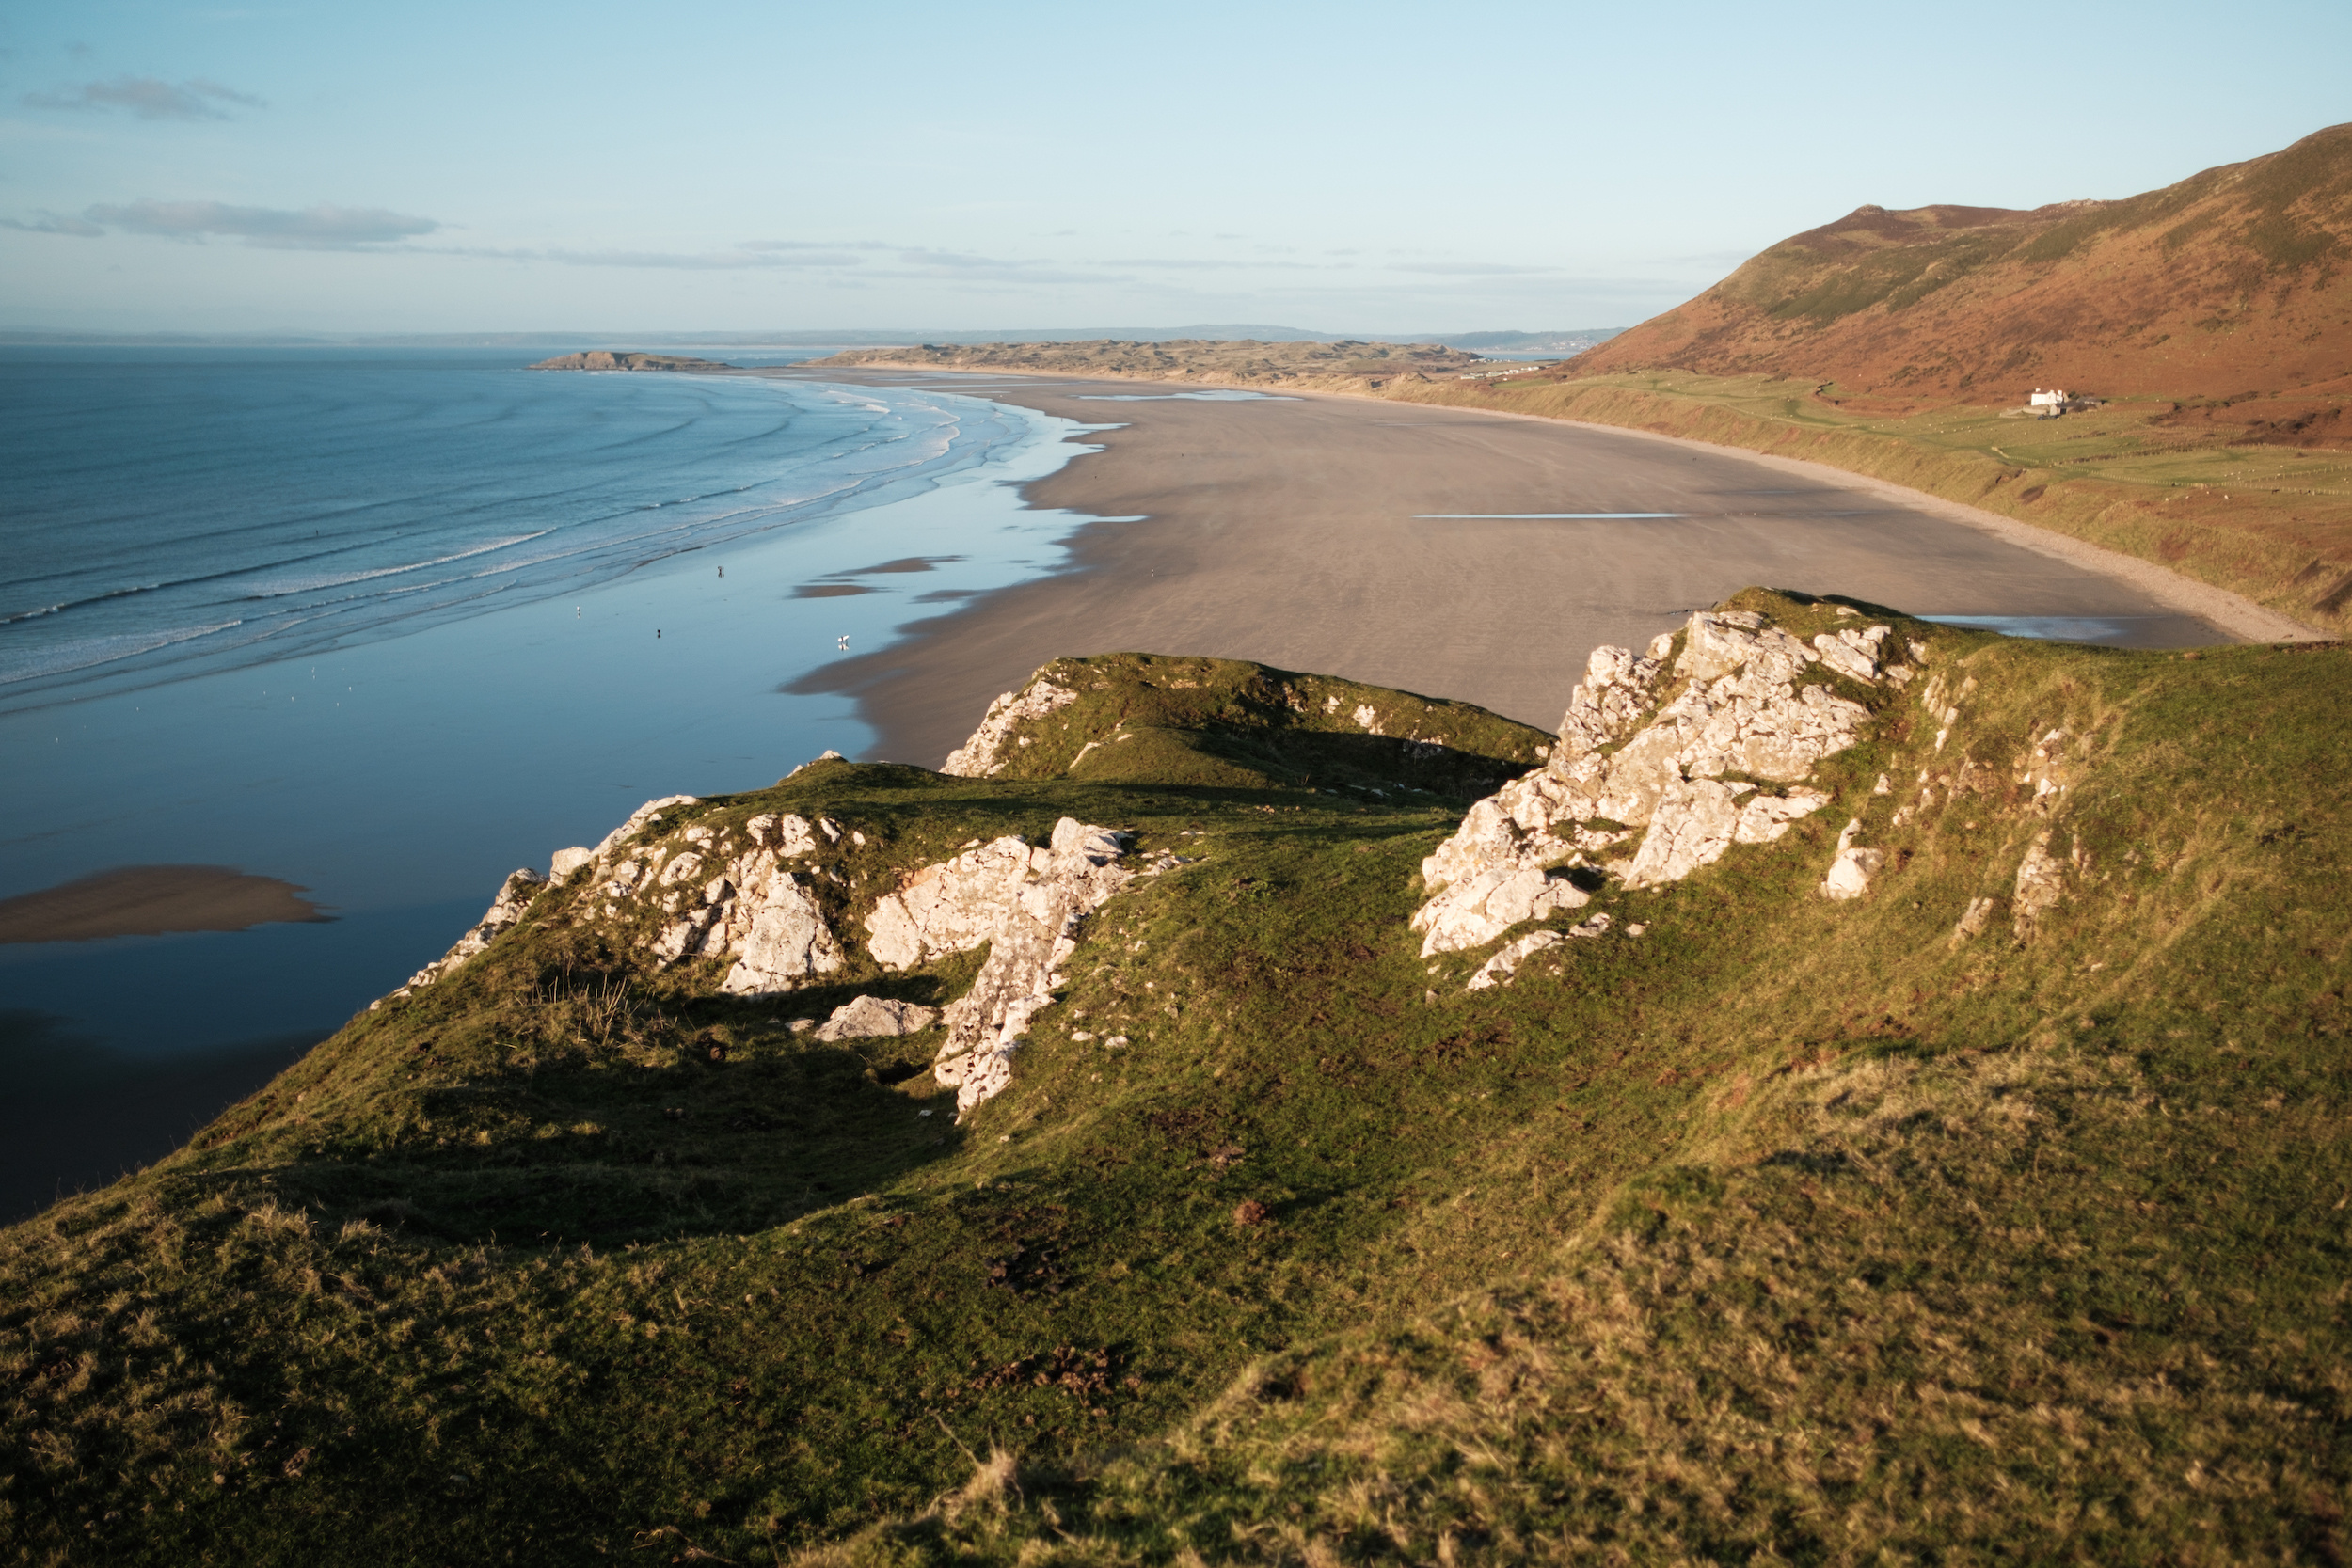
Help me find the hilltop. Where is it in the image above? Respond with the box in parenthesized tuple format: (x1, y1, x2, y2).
(1573, 123, 2352, 413)
(6, 600, 2347, 1562)
(805, 338, 1483, 388)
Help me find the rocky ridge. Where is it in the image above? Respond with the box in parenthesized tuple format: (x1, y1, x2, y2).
(1416, 605, 1922, 963)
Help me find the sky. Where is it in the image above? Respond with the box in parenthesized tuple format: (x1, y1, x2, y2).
(3, 0, 2347, 337)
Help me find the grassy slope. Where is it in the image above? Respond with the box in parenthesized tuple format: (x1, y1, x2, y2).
(6, 603, 2347, 1564)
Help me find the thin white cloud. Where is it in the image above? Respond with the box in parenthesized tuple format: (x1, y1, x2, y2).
(83, 199, 438, 248)
(1, 210, 106, 237)
(1096, 256, 1337, 272)
(24, 75, 265, 120)
(1389, 261, 1561, 277)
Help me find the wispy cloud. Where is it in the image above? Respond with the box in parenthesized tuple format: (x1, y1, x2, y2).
(1389, 261, 1560, 277)
(1, 210, 106, 237)
(82, 200, 438, 248)
(24, 74, 265, 120)
(1096, 256, 1337, 272)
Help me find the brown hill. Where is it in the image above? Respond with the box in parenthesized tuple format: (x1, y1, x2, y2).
(1577, 124, 2352, 409)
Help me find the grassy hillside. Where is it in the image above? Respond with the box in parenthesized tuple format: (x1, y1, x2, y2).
(6, 602, 2347, 1564)
(1572, 123, 2352, 406)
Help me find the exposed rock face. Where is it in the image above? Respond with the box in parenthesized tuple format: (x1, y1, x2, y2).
(813, 996, 939, 1041)
(2011, 830, 2067, 936)
(716, 875, 844, 994)
(944, 676, 1080, 776)
(387, 868, 548, 1001)
(866, 838, 1038, 970)
(925, 818, 1134, 1117)
(593, 796, 699, 863)
(1416, 609, 1888, 957)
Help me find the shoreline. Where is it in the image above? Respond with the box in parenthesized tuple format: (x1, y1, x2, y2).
(780, 366, 2260, 768)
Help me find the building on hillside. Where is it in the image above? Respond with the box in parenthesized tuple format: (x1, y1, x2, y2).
(2029, 388, 2069, 410)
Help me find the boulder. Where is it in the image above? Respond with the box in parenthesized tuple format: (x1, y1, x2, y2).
(813, 995, 939, 1041)
(1819, 821, 1885, 901)
(718, 876, 845, 994)
(550, 847, 594, 879)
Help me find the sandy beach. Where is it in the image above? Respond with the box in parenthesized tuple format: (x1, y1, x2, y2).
(779, 368, 2260, 768)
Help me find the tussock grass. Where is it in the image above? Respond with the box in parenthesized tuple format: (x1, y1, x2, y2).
(5, 598, 2346, 1563)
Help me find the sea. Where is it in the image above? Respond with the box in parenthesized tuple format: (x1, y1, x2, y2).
(0, 345, 1103, 1216)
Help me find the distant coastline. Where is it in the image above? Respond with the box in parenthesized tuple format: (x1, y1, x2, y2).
(528, 350, 738, 372)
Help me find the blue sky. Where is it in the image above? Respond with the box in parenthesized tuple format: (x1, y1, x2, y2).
(3, 0, 2346, 335)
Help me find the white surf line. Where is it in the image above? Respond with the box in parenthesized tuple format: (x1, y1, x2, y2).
(1416, 512, 1685, 519)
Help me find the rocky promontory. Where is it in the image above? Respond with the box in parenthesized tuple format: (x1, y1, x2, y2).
(527, 351, 738, 372)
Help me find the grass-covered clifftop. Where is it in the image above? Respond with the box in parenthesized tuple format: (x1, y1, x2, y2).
(6, 600, 2347, 1564)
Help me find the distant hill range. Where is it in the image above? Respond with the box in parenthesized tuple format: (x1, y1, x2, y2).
(808, 338, 1485, 385)
(1576, 123, 2352, 408)
(3, 325, 1623, 353)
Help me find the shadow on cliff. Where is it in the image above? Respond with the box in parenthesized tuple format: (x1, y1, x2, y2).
(258, 972, 972, 1248)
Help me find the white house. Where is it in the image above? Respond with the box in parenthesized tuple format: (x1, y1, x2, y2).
(2029, 388, 2069, 408)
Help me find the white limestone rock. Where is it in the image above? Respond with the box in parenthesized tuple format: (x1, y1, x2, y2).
(1417, 605, 1868, 948)
(747, 813, 820, 856)
(589, 795, 698, 863)
(865, 836, 1039, 970)
(1949, 895, 1997, 947)
(1411, 863, 1589, 956)
(1819, 819, 1886, 901)
(943, 673, 1080, 776)
(391, 867, 548, 997)
(1466, 929, 1565, 990)
(718, 875, 845, 994)
(925, 817, 1134, 1118)
(2011, 830, 2067, 937)
(550, 847, 594, 880)
(813, 995, 939, 1041)
(1623, 781, 1832, 890)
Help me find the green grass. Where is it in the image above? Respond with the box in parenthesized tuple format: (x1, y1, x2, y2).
(6, 599, 2348, 1564)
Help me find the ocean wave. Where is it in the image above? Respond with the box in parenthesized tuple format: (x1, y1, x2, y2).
(0, 369, 1072, 711)
(237, 531, 555, 599)
(0, 619, 247, 685)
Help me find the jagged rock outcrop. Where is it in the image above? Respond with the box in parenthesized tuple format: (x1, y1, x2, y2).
(381, 868, 548, 1004)
(718, 876, 845, 994)
(943, 677, 1079, 776)
(1418, 608, 1897, 958)
(813, 996, 939, 1042)
(923, 819, 1134, 1117)
(866, 838, 1040, 970)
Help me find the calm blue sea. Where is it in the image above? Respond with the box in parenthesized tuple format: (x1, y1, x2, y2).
(0, 346, 1102, 1213)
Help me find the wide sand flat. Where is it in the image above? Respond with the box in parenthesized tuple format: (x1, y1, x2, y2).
(782, 370, 2241, 767)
